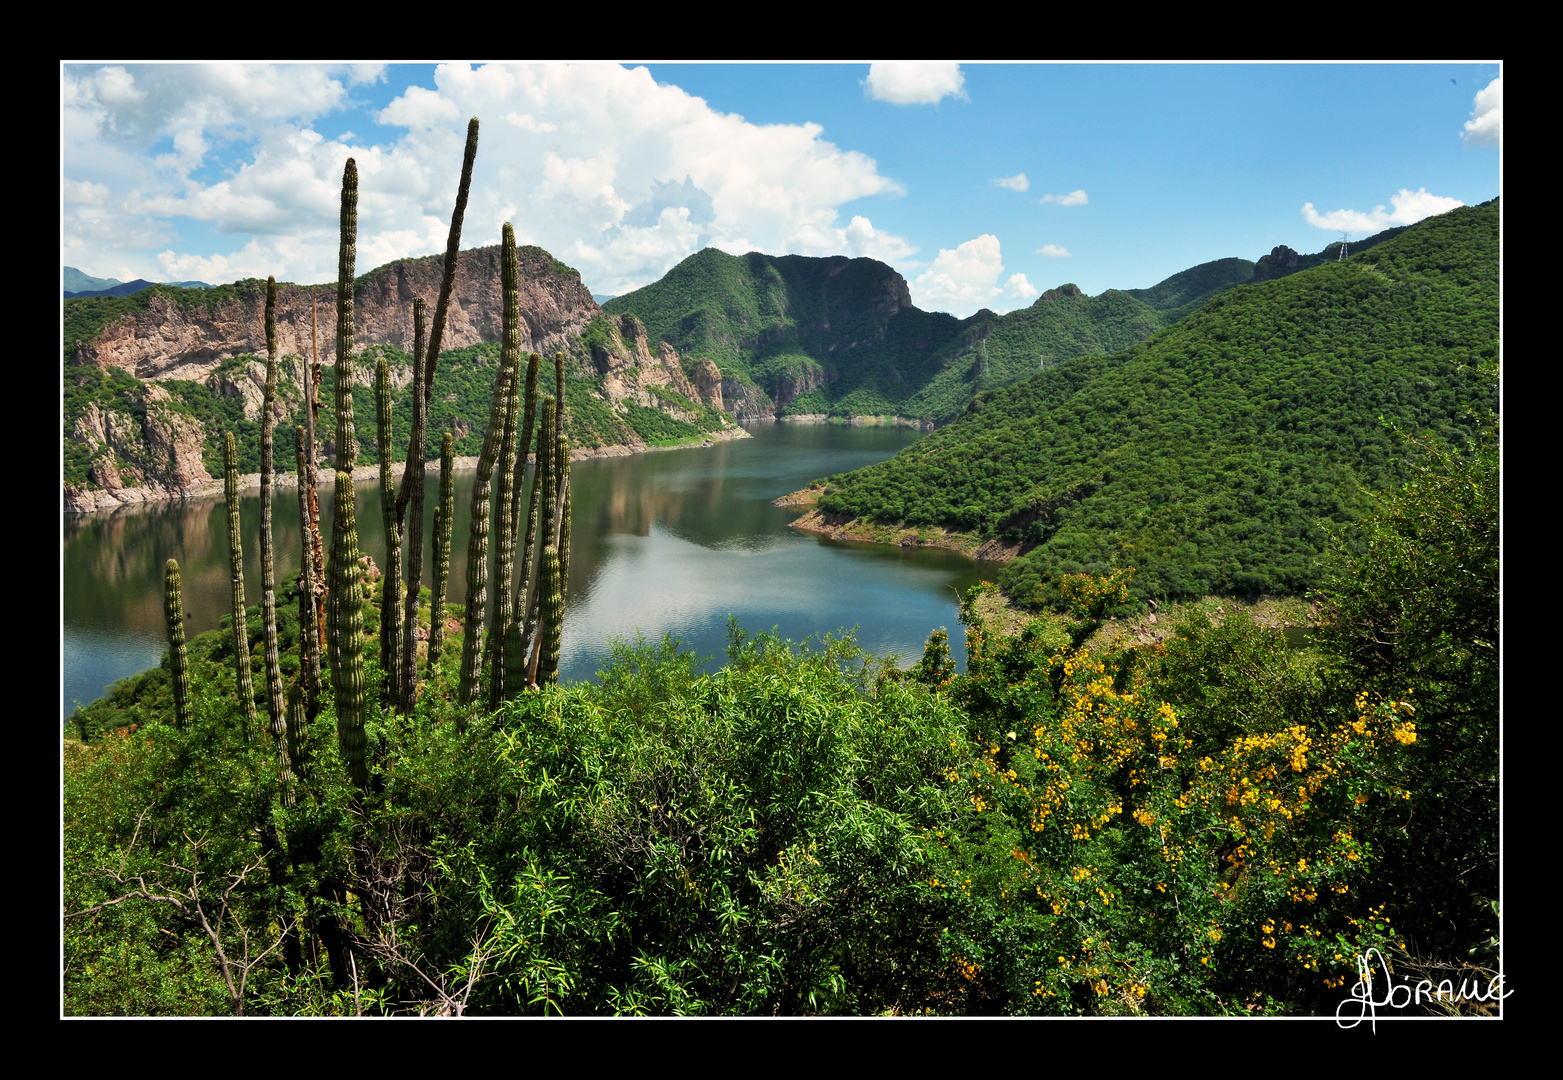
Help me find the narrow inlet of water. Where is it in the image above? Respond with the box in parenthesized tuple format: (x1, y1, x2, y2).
(62, 422, 998, 718)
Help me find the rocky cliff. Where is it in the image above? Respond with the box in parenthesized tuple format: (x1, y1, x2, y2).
(76, 245, 597, 383)
(65, 245, 738, 513)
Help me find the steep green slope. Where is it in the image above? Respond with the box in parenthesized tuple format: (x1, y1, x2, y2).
(605, 248, 1254, 424)
(901, 258, 1255, 422)
(813, 199, 1499, 603)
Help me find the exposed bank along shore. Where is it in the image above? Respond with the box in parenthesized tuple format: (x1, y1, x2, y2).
(63, 425, 751, 515)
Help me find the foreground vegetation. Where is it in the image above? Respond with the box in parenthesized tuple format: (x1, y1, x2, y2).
(63, 415, 1497, 1015)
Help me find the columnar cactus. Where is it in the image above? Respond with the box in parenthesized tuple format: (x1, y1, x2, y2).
(305, 288, 326, 680)
(283, 684, 306, 804)
(329, 157, 367, 788)
(334, 159, 358, 471)
(502, 354, 540, 700)
(399, 297, 428, 713)
(538, 546, 563, 685)
(515, 395, 557, 679)
(457, 343, 518, 707)
(377, 354, 402, 707)
(486, 225, 523, 709)
(419, 117, 480, 406)
(224, 432, 257, 733)
(259, 277, 287, 734)
(427, 430, 455, 678)
(332, 470, 367, 789)
(164, 559, 191, 726)
(295, 431, 323, 716)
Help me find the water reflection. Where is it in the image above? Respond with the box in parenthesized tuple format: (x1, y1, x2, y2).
(62, 424, 995, 716)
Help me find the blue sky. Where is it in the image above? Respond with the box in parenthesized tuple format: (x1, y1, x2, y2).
(61, 62, 1501, 317)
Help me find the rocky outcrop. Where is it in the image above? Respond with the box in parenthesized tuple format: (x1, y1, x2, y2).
(691, 358, 724, 412)
(720, 377, 774, 420)
(590, 313, 727, 423)
(1251, 245, 1302, 283)
(1038, 283, 1084, 303)
(65, 389, 214, 513)
(76, 245, 598, 382)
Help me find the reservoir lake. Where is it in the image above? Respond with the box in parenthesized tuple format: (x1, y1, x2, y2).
(62, 422, 995, 719)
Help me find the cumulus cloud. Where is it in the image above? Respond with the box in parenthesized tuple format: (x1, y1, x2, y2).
(993, 173, 1029, 192)
(911, 234, 1033, 316)
(864, 62, 966, 105)
(1463, 77, 1501, 146)
(1039, 189, 1088, 206)
(1301, 188, 1464, 234)
(1003, 273, 1038, 301)
(61, 62, 915, 294)
(1037, 243, 1071, 257)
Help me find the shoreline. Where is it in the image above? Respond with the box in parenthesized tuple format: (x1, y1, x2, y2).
(63, 423, 751, 516)
(774, 486, 1021, 563)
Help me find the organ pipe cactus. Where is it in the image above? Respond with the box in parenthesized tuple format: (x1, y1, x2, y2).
(427, 430, 455, 678)
(516, 395, 557, 679)
(259, 277, 287, 733)
(224, 432, 257, 733)
(305, 288, 326, 675)
(418, 118, 479, 406)
(329, 158, 367, 787)
(295, 431, 323, 717)
(537, 546, 563, 685)
(486, 226, 523, 709)
(457, 340, 518, 707)
(399, 298, 428, 713)
(332, 470, 367, 789)
(284, 684, 307, 799)
(334, 160, 358, 471)
(164, 559, 191, 726)
(396, 117, 477, 518)
(377, 355, 402, 707)
(502, 354, 541, 700)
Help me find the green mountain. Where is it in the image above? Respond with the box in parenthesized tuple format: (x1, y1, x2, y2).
(811, 199, 1499, 603)
(63, 267, 122, 293)
(604, 248, 1255, 425)
(63, 266, 213, 298)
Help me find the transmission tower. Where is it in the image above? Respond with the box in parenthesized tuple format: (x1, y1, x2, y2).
(1338, 231, 1351, 261)
(979, 340, 990, 380)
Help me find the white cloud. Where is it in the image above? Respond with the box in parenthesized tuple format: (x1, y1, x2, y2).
(63, 180, 111, 205)
(994, 173, 1029, 192)
(864, 63, 966, 106)
(1003, 273, 1038, 301)
(1037, 244, 1072, 257)
(1039, 189, 1088, 206)
(1301, 188, 1464, 234)
(505, 111, 558, 133)
(911, 234, 1034, 317)
(1463, 77, 1501, 146)
(837, 215, 918, 262)
(61, 62, 915, 295)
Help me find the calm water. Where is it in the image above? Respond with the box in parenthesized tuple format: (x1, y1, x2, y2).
(61, 423, 994, 718)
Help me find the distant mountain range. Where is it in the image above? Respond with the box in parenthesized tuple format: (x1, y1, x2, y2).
(64, 266, 213, 299)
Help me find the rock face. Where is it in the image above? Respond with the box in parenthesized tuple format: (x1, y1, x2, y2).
(1038, 284, 1084, 303)
(1251, 245, 1303, 283)
(691, 358, 724, 412)
(77, 245, 598, 383)
(590, 313, 725, 421)
(64, 388, 214, 513)
(65, 244, 620, 512)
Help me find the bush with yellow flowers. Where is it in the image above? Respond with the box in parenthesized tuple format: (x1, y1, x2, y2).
(922, 583, 1416, 1014)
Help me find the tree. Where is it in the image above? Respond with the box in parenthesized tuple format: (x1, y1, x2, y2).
(1313, 415, 1499, 962)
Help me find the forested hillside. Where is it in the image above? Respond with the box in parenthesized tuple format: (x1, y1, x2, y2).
(812, 199, 1499, 603)
(604, 249, 1255, 424)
